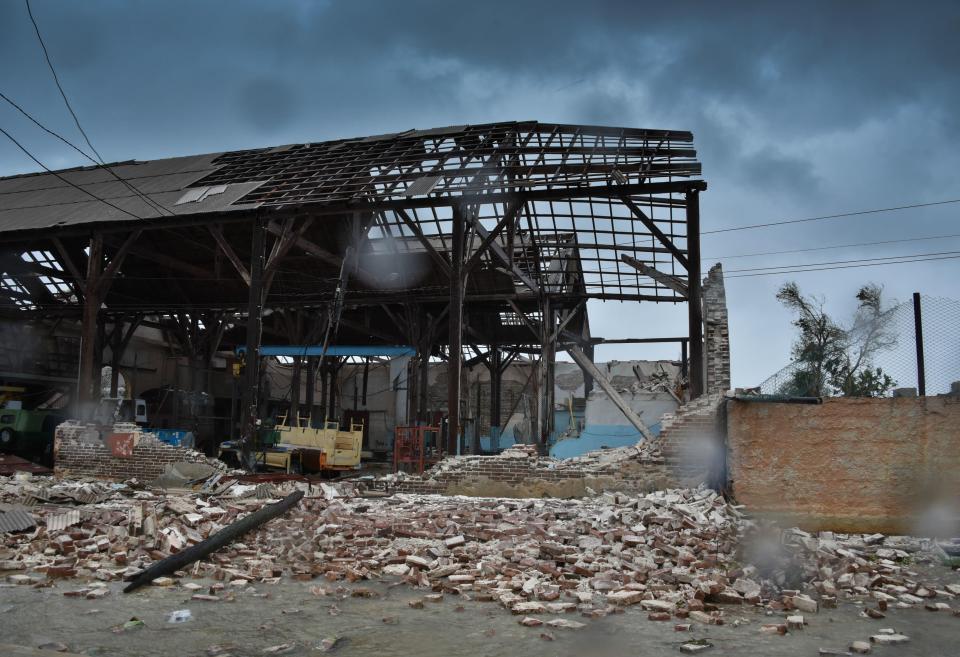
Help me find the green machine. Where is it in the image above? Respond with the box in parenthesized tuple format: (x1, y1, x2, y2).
(0, 404, 65, 465)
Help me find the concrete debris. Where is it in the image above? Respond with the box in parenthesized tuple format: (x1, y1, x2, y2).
(422, 440, 664, 482)
(869, 633, 910, 645)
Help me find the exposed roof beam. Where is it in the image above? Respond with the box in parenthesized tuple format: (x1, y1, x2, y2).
(619, 196, 689, 269)
(208, 224, 250, 285)
(463, 205, 537, 293)
(620, 254, 689, 297)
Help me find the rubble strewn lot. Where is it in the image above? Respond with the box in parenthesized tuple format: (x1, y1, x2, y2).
(2, 469, 957, 620)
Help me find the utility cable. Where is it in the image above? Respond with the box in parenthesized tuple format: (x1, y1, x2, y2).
(724, 253, 960, 279)
(723, 249, 960, 274)
(22, 0, 173, 217)
(0, 90, 172, 216)
(702, 198, 960, 235)
(0, 125, 143, 220)
(702, 232, 960, 261)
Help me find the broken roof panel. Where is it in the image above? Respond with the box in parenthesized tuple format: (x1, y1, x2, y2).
(0, 121, 700, 237)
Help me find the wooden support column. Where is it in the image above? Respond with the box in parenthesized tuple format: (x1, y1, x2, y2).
(289, 356, 302, 425)
(319, 363, 328, 420)
(489, 347, 502, 452)
(240, 218, 267, 466)
(541, 299, 556, 446)
(108, 314, 143, 398)
(447, 205, 465, 454)
(304, 357, 316, 424)
(327, 358, 339, 423)
(686, 189, 704, 398)
(77, 234, 104, 417)
(581, 344, 595, 399)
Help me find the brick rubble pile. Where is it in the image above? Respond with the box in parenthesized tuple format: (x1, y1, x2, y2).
(2, 474, 956, 631)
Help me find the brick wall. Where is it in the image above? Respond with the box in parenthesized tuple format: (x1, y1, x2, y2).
(54, 422, 222, 482)
(392, 451, 672, 498)
(659, 391, 725, 488)
(726, 396, 960, 533)
(702, 263, 730, 395)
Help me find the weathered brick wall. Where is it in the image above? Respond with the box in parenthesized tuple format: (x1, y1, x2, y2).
(392, 452, 672, 498)
(702, 263, 730, 395)
(727, 396, 960, 533)
(659, 391, 725, 488)
(54, 422, 220, 481)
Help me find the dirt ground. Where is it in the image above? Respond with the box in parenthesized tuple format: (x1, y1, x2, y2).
(2, 566, 957, 657)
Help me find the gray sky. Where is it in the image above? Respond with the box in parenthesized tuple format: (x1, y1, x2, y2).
(2, 0, 958, 387)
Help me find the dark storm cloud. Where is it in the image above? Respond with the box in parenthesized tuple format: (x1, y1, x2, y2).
(0, 0, 957, 385)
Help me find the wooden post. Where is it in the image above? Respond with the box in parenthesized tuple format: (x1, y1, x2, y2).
(581, 343, 595, 400)
(327, 358, 338, 423)
(913, 292, 926, 396)
(447, 205, 465, 454)
(304, 357, 316, 424)
(541, 299, 556, 447)
(240, 218, 266, 466)
(489, 347, 502, 452)
(686, 189, 704, 398)
(289, 356, 302, 424)
(77, 233, 103, 417)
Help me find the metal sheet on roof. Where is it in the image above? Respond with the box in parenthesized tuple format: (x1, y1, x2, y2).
(404, 175, 442, 197)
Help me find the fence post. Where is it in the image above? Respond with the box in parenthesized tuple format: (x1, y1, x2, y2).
(913, 292, 926, 396)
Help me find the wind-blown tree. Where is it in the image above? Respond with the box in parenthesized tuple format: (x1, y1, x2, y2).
(776, 282, 896, 397)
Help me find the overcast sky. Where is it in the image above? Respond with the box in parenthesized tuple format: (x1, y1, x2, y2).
(1, 1, 958, 388)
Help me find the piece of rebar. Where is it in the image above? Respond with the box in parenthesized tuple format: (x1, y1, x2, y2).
(122, 490, 304, 593)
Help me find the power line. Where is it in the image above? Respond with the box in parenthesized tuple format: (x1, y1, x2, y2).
(0, 91, 172, 217)
(702, 198, 960, 235)
(725, 253, 960, 279)
(724, 249, 960, 274)
(0, 125, 143, 220)
(26, 0, 101, 165)
(21, 1, 173, 217)
(702, 232, 960, 261)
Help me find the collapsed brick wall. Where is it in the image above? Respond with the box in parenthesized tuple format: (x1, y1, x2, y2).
(392, 449, 673, 498)
(54, 422, 221, 482)
(726, 396, 960, 533)
(659, 391, 725, 488)
(702, 263, 730, 395)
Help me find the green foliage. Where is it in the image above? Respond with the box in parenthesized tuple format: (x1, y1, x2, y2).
(776, 282, 897, 397)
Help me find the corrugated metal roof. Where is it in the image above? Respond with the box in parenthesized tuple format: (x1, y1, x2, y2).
(0, 149, 263, 233)
(0, 506, 36, 533)
(0, 121, 701, 237)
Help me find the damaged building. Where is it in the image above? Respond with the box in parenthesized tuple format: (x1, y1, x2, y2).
(0, 121, 721, 465)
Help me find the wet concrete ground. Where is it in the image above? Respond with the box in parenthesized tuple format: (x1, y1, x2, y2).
(2, 573, 958, 657)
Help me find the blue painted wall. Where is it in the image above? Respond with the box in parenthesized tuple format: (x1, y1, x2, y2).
(549, 422, 661, 459)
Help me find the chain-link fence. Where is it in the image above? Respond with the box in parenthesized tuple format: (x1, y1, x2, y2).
(758, 294, 960, 396)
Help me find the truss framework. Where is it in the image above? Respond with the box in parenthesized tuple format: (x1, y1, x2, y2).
(0, 121, 706, 454)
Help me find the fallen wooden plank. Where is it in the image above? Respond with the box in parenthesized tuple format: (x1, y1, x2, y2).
(123, 490, 304, 593)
